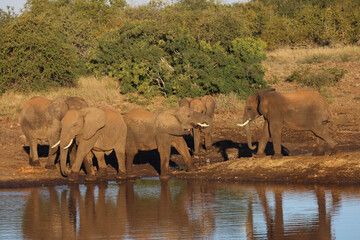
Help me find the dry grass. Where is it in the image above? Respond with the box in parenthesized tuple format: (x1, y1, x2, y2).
(2, 45, 358, 120)
(264, 45, 360, 90)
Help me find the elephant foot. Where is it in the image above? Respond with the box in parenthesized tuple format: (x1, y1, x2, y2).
(330, 146, 339, 155)
(85, 174, 97, 182)
(254, 152, 266, 158)
(68, 171, 80, 182)
(271, 154, 283, 159)
(159, 175, 171, 181)
(29, 159, 41, 167)
(116, 172, 128, 181)
(186, 165, 195, 172)
(312, 150, 325, 156)
(126, 174, 137, 180)
(45, 164, 57, 170)
(98, 167, 108, 178)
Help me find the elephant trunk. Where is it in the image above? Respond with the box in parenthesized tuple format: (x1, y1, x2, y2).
(244, 118, 256, 150)
(59, 135, 74, 177)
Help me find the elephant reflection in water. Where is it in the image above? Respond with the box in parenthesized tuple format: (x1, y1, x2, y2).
(246, 185, 342, 240)
(22, 183, 129, 239)
(22, 181, 216, 239)
(22, 187, 77, 239)
(124, 180, 216, 239)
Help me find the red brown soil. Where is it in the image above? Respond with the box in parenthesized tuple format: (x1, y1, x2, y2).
(0, 59, 359, 188)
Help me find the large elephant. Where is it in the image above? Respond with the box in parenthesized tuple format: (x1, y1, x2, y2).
(124, 106, 212, 180)
(179, 96, 215, 154)
(238, 89, 338, 159)
(54, 107, 127, 181)
(20, 96, 88, 168)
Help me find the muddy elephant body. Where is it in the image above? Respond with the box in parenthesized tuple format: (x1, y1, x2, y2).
(239, 89, 337, 158)
(57, 107, 127, 181)
(179, 96, 215, 154)
(124, 106, 212, 180)
(20, 96, 88, 168)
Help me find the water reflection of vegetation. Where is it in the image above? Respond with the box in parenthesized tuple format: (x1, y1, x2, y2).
(19, 181, 360, 239)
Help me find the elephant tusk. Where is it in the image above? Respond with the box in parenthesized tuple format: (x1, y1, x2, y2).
(64, 139, 74, 150)
(237, 119, 250, 127)
(197, 122, 209, 128)
(51, 140, 60, 149)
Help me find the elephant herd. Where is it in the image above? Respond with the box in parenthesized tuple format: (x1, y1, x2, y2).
(20, 89, 338, 182)
(20, 95, 215, 181)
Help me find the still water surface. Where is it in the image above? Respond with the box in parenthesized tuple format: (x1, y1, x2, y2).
(0, 178, 360, 239)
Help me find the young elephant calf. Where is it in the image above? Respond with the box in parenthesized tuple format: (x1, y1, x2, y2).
(54, 107, 127, 181)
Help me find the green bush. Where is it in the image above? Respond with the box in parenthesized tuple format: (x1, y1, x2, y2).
(89, 21, 268, 99)
(0, 14, 80, 94)
(287, 66, 347, 90)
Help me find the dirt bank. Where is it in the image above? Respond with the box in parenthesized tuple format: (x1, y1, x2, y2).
(0, 48, 359, 188)
(0, 106, 359, 188)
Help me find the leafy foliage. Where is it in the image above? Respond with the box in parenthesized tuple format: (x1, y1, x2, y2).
(0, 0, 359, 97)
(0, 14, 80, 93)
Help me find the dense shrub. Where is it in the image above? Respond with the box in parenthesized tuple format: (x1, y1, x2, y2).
(89, 21, 268, 98)
(1, 0, 359, 96)
(0, 14, 80, 94)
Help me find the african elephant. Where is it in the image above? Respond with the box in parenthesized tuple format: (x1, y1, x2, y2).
(20, 96, 88, 168)
(124, 106, 212, 180)
(238, 89, 338, 159)
(179, 96, 215, 154)
(54, 107, 127, 181)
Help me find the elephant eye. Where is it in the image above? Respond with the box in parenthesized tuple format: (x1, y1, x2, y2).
(247, 107, 252, 110)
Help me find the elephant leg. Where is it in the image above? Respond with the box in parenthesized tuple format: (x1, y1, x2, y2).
(84, 152, 96, 181)
(45, 139, 58, 169)
(91, 151, 107, 179)
(204, 131, 212, 151)
(312, 125, 338, 155)
(125, 148, 137, 179)
(193, 128, 201, 155)
(29, 139, 40, 166)
(269, 121, 283, 159)
(171, 136, 194, 172)
(69, 143, 94, 181)
(114, 146, 127, 180)
(313, 137, 325, 156)
(255, 120, 270, 158)
(157, 137, 171, 180)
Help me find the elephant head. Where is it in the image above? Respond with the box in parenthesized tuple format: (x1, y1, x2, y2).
(57, 107, 106, 176)
(155, 106, 212, 136)
(239, 89, 275, 150)
(48, 96, 88, 121)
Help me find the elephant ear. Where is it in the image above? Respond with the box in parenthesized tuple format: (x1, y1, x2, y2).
(190, 98, 205, 114)
(155, 108, 191, 136)
(178, 97, 192, 108)
(202, 96, 215, 117)
(65, 96, 88, 110)
(257, 89, 275, 102)
(82, 108, 106, 140)
(257, 89, 275, 116)
(48, 96, 69, 121)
